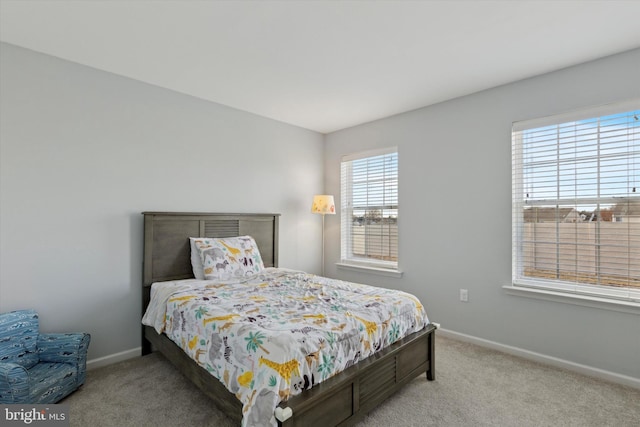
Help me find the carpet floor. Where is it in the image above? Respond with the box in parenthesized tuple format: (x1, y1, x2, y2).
(62, 336, 640, 426)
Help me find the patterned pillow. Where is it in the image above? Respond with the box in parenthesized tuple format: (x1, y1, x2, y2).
(189, 238, 206, 280)
(193, 236, 264, 280)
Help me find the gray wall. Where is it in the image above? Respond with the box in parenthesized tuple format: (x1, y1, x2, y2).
(324, 49, 640, 380)
(0, 43, 325, 362)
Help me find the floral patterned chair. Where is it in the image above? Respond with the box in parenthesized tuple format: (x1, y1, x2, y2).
(0, 309, 90, 403)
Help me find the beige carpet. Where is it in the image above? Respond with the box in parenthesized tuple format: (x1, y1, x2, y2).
(62, 336, 640, 426)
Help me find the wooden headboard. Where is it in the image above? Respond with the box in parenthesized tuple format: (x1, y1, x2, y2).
(142, 212, 280, 287)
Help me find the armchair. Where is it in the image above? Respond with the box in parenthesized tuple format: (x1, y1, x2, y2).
(0, 309, 90, 404)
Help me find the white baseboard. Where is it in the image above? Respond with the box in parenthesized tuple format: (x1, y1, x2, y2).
(86, 347, 141, 370)
(85, 331, 640, 390)
(437, 328, 640, 390)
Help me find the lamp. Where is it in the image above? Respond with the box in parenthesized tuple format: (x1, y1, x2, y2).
(311, 195, 335, 276)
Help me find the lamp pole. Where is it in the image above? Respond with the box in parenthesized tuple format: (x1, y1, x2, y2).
(321, 213, 326, 276)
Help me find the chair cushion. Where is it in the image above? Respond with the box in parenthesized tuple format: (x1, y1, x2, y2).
(0, 310, 40, 369)
(28, 362, 77, 404)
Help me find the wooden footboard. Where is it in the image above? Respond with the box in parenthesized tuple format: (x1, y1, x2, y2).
(144, 323, 435, 427)
(277, 323, 435, 427)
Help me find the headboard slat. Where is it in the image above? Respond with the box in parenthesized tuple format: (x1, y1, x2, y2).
(204, 220, 240, 237)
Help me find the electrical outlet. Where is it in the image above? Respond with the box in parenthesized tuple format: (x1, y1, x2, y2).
(460, 289, 468, 302)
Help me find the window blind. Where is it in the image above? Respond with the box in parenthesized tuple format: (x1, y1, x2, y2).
(341, 147, 398, 269)
(512, 101, 640, 302)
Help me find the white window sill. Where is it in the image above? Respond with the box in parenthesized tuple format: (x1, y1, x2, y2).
(502, 285, 640, 315)
(336, 262, 403, 278)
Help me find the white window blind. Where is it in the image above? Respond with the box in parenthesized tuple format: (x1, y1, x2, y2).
(341, 147, 398, 270)
(512, 100, 640, 302)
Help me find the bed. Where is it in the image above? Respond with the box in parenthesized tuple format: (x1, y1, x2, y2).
(141, 212, 436, 427)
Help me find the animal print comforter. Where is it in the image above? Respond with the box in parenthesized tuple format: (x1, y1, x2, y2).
(142, 268, 429, 427)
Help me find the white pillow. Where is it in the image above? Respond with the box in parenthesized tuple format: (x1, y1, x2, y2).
(189, 237, 206, 280)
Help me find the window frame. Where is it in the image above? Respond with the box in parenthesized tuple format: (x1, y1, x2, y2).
(340, 147, 400, 274)
(510, 99, 640, 309)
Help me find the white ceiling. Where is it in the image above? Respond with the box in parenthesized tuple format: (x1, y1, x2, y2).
(1, 0, 640, 134)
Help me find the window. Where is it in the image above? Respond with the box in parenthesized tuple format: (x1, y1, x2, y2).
(340, 147, 398, 271)
(512, 100, 640, 303)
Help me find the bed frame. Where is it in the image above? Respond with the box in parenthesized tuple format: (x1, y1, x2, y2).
(141, 211, 436, 427)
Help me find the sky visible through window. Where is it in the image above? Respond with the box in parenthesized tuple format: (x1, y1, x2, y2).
(522, 110, 639, 212)
(351, 152, 398, 219)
